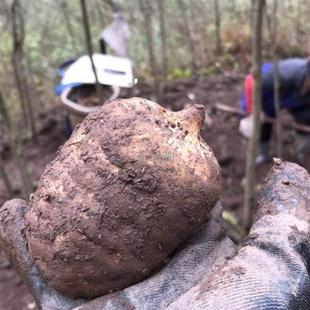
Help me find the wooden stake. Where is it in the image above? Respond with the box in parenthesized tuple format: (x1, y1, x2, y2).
(80, 0, 104, 104)
(243, 0, 265, 232)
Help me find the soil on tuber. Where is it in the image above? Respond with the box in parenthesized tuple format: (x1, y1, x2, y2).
(25, 97, 221, 298)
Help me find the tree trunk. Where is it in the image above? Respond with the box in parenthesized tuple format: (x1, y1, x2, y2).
(271, 0, 282, 158)
(243, 0, 265, 231)
(97, 0, 109, 27)
(139, 0, 160, 100)
(0, 89, 33, 199)
(0, 0, 10, 25)
(0, 94, 13, 197)
(263, 4, 272, 54)
(157, 0, 168, 85)
(58, 0, 78, 53)
(229, 0, 236, 14)
(80, 0, 104, 103)
(13, 137, 33, 199)
(214, 0, 222, 58)
(295, 0, 303, 44)
(0, 158, 13, 197)
(11, 0, 36, 139)
(176, 0, 197, 76)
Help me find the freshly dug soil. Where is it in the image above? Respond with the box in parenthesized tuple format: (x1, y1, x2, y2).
(25, 98, 221, 298)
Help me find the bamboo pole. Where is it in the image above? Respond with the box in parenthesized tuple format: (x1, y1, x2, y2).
(0, 158, 13, 197)
(272, 0, 282, 158)
(0, 89, 33, 199)
(243, 0, 265, 232)
(157, 0, 168, 84)
(214, 0, 222, 58)
(80, 0, 104, 104)
(11, 0, 37, 139)
(176, 0, 197, 76)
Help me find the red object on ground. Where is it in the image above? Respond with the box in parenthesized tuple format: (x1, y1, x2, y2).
(244, 74, 254, 113)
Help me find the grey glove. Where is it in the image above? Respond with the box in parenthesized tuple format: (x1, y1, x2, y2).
(0, 162, 309, 310)
(168, 161, 310, 309)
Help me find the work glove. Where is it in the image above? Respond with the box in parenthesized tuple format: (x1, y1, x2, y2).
(0, 161, 309, 310)
(239, 115, 270, 166)
(239, 115, 254, 139)
(168, 160, 310, 309)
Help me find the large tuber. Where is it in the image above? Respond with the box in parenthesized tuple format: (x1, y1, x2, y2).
(25, 97, 221, 298)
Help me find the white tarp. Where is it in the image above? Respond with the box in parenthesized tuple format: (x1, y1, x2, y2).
(61, 54, 134, 88)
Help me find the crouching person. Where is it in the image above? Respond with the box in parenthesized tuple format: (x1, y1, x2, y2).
(239, 58, 310, 165)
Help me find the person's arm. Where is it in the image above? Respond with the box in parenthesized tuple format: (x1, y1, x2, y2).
(298, 66, 310, 106)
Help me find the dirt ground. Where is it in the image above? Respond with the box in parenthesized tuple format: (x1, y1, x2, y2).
(0, 73, 308, 310)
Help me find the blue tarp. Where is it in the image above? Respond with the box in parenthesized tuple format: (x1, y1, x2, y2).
(54, 58, 80, 96)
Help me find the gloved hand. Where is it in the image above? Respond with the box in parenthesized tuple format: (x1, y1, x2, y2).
(168, 160, 310, 309)
(239, 116, 270, 166)
(0, 161, 309, 310)
(239, 113, 266, 139)
(239, 115, 254, 139)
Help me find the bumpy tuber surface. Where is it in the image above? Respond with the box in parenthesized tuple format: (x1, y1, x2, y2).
(25, 98, 221, 298)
